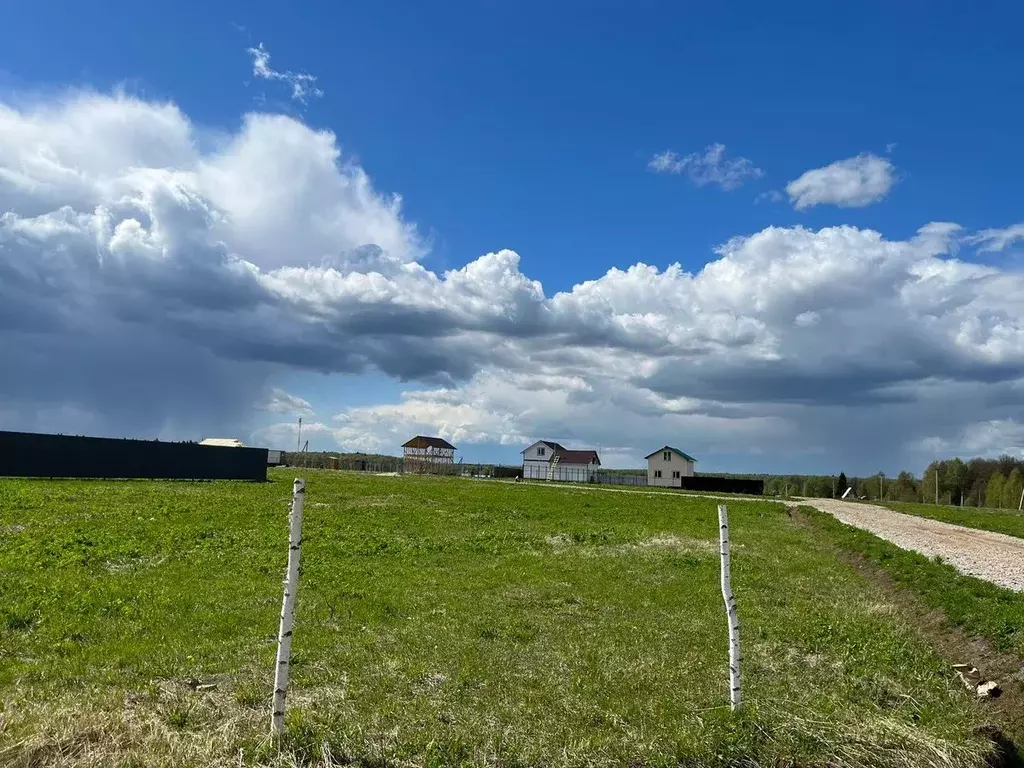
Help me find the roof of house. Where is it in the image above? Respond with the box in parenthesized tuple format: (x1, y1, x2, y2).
(520, 440, 566, 454)
(644, 445, 698, 463)
(402, 435, 456, 450)
(199, 438, 246, 448)
(554, 448, 601, 465)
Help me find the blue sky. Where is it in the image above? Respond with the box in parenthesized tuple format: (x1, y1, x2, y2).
(2, 2, 1024, 474)
(6, 1, 1022, 274)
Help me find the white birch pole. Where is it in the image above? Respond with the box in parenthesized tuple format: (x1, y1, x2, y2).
(718, 504, 741, 711)
(271, 478, 305, 737)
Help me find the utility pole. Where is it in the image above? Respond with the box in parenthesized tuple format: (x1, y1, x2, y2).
(832, 475, 836, 498)
(297, 417, 303, 455)
(879, 472, 884, 501)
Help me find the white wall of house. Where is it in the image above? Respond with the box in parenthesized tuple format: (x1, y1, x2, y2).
(523, 440, 553, 479)
(647, 449, 695, 487)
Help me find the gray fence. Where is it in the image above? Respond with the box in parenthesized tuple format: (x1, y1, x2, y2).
(597, 472, 648, 487)
(523, 464, 648, 486)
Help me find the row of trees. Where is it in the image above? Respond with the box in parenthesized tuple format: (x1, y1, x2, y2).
(751, 455, 1024, 508)
(985, 470, 1024, 509)
(919, 456, 1024, 508)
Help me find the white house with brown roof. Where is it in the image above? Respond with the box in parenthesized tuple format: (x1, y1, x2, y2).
(645, 446, 697, 487)
(521, 440, 601, 481)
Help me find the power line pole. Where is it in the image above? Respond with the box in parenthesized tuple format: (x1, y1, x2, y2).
(297, 417, 303, 455)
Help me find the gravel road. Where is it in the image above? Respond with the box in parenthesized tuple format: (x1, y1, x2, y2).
(806, 498, 1024, 592)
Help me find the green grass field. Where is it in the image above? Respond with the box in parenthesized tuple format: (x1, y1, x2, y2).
(882, 501, 1024, 540)
(0, 471, 999, 767)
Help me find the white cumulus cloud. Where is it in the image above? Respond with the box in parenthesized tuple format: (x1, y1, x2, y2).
(2, 92, 1024, 471)
(786, 153, 896, 210)
(648, 144, 763, 190)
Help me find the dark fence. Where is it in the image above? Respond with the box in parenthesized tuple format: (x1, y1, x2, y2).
(493, 465, 523, 479)
(678, 476, 764, 495)
(0, 430, 268, 481)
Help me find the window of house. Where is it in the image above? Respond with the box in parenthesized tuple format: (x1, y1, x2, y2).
(538, 447, 545, 456)
(654, 470, 662, 478)
(663, 451, 671, 461)
(672, 470, 680, 479)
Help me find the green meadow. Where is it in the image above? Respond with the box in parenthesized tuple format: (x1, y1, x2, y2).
(0, 470, 996, 766)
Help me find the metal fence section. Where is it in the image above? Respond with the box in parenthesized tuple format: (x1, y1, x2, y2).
(282, 455, 528, 478)
(597, 473, 649, 487)
(0, 430, 268, 481)
(522, 464, 649, 486)
(338, 457, 405, 474)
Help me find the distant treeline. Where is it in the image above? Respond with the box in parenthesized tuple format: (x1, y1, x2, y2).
(708, 456, 1024, 507)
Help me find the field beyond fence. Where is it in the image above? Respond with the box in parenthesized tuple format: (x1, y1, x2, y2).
(282, 452, 761, 493)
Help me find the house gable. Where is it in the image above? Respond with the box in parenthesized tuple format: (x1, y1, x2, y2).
(522, 440, 564, 461)
(520, 442, 561, 460)
(643, 445, 698, 463)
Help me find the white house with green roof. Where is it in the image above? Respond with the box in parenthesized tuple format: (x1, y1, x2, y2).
(645, 445, 697, 487)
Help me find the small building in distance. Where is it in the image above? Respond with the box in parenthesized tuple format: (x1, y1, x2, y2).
(201, 437, 284, 466)
(402, 436, 457, 472)
(200, 437, 246, 448)
(646, 446, 697, 487)
(521, 440, 601, 481)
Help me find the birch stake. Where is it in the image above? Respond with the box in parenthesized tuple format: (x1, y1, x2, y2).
(718, 504, 741, 711)
(271, 478, 305, 737)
